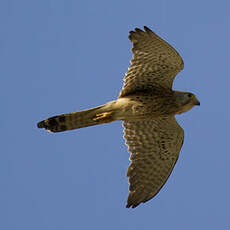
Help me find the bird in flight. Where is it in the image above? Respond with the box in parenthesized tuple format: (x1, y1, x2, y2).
(37, 26, 200, 208)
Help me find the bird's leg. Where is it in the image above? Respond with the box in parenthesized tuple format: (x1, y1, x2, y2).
(93, 111, 114, 124)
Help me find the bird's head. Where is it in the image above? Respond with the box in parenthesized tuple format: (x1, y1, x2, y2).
(174, 91, 200, 114)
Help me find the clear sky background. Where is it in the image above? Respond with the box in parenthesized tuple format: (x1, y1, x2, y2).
(1, 0, 230, 229)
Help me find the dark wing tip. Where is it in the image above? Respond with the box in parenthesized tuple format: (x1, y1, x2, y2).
(134, 27, 144, 33)
(128, 30, 135, 40)
(126, 194, 154, 208)
(126, 203, 139, 209)
(143, 26, 153, 33)
(126, 192, 142, 208)
(129, 26, 153, 41)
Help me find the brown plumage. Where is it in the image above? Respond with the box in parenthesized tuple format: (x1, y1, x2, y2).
(37, 26, 200, 208)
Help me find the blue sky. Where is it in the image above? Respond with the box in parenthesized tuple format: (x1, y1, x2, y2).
(1, 0, 230, 229)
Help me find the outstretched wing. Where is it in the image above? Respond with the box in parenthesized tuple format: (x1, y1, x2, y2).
(119, 26, 184, 97)
(123, 116, 184, 208)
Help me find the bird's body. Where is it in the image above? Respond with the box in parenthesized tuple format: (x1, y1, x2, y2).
(37, 26, 200, 208)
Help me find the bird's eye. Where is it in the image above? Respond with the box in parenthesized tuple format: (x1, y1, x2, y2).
(188, 93, 193, 98)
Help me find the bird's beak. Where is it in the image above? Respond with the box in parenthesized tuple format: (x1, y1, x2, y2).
(194, 98, 200, 106)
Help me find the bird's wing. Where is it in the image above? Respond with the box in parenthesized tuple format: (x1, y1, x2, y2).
(123, 116, 184, 208)
(119, 26, 184, 97)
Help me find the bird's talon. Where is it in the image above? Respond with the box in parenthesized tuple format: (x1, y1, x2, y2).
(93, 112, 113, 123)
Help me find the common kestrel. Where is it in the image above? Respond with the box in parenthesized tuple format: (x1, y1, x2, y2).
(37, 26, 200, 208)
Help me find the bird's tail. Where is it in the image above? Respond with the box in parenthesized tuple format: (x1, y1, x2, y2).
(37, 102, 117, 133)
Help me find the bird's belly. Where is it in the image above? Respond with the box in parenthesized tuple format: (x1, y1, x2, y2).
(113, 97, 166, 120)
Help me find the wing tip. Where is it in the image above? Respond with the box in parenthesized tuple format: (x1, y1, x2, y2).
(126, 201, 140, 208)
(126, 190, 145, 208)
(129, 26, 153, 41)
(143, 26, 152, 33)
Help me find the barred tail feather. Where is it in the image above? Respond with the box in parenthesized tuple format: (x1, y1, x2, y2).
(37, 104, 115, 133)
